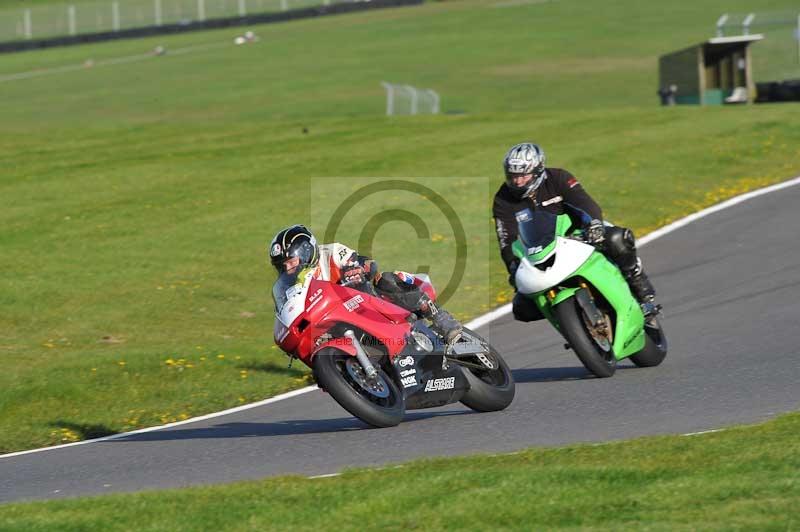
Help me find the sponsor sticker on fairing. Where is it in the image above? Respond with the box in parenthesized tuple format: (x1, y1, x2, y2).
(398, 356, 414, 367)
(401, 376, 417, 388)
(424, 377, 455, 392)
(343, 294, 364, 312)
(400, 369, 416, 377)
(307, 288, 323, 310)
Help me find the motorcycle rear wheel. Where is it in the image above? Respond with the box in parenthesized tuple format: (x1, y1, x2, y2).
(313, 347, 404, 428)
(457, 328, 515, 412)
(629, 316, 668, 367)
(554, 297, 617, 378)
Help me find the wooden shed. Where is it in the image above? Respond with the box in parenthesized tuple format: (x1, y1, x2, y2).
(658, 34, 763, 105)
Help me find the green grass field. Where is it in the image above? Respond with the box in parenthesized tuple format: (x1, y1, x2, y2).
(2, 412, 798, 530)
(2, 0, 800, 454)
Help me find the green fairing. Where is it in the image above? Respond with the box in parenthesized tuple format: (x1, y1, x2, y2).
(511, 240, 525, 260)
(568, 252, 645, 358)
(530, 240, 557, 262)
(556, 214, 573, 238)
(519, 213, 645, 359)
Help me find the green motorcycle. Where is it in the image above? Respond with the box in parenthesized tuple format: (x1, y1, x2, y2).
(512, 208, 667, 378)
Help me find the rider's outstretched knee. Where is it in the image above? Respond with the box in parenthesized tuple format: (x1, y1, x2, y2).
(603, 226, 638, 273)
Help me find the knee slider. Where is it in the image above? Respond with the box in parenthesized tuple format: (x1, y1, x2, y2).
(605, 226, 635, 257)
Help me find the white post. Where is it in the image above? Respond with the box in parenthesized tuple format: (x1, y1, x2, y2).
(381, 82, 395, 116)
(426, 89, 440, 114)
(23, 9, 32, 39)
(154, 0, 162, 26)
(197, 0, 205, 21)
(281, 0, 288, 12)
(404, 85, 418, 115)
(112, 1, 120, 31)
(715, 13, 728, 37)
(238, 0, 246, 16)
(742, 13, 754, 35)
(68, 5, 76, 35)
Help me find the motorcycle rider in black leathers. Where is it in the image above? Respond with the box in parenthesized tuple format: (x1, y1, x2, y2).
(493, 142, 660, 323)
(269, 225, 463, 343)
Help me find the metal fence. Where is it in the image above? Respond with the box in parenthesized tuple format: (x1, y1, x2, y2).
(0, 0, 336, 42)
(716, 11, 800, 81)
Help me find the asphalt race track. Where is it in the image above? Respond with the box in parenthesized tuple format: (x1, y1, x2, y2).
(2, 183, 799, 503)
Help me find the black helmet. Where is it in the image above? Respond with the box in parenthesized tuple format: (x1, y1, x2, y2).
(503, 142, 547, 199)
(268, 225, 319, 273)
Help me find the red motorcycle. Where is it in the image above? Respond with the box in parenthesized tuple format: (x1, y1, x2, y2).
(273, 270, 515, 427)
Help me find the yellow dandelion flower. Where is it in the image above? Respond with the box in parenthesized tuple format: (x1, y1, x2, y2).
(217, 354, 225, 360)
(118, 361, 126, 366)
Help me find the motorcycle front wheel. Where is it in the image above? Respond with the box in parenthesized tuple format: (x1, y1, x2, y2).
(313, 347, 405, 428)
(554, 296, 617, 378)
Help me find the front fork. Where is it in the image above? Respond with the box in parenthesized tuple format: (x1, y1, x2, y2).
(344, 329, 378, 382)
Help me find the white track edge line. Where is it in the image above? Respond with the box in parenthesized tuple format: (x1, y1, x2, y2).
(3, 174, 799, 460)
(0, 386, 318, 459)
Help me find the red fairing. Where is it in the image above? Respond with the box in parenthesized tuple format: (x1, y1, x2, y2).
(275, 278, 414, 368)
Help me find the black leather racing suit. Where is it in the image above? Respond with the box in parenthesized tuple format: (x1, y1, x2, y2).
(492, 168, 655, 322)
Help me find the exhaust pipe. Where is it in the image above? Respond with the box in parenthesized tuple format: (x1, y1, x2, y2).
(344, 330, 378, 380)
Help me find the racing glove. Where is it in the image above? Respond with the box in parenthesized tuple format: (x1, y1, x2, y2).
(584, 219, 606, 246)
(341, 262, 367, 286)
(507, 259, 520, 290)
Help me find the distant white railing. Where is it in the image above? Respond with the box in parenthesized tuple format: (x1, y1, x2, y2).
(715, 11, 800, 66)
(381, 82, 440, 116)
(1, 0, 335, 42)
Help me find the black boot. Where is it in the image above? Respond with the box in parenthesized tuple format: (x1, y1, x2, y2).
(420, 296, 462, 344)
(623, 260, 660, 317)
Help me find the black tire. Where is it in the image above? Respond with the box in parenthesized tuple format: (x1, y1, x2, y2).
(629, 316, 668, 367)
(553, 296, 616, 378)
(313, 348, 404, 428)
(458, 328, 515, 412)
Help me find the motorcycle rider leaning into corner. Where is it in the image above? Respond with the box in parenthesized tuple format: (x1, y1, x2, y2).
(268, 224, 463, 344)
(493, 142, 661, 323)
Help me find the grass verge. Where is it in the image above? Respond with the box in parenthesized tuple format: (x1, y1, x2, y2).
(1, 412, 799, 529)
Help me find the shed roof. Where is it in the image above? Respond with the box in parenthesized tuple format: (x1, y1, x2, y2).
(707, 34, 764, 45)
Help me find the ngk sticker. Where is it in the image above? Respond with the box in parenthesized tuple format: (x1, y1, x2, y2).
(424, 377, 455, 392)
(343, 294, 364, 312)
(400, 376, 417, 388)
